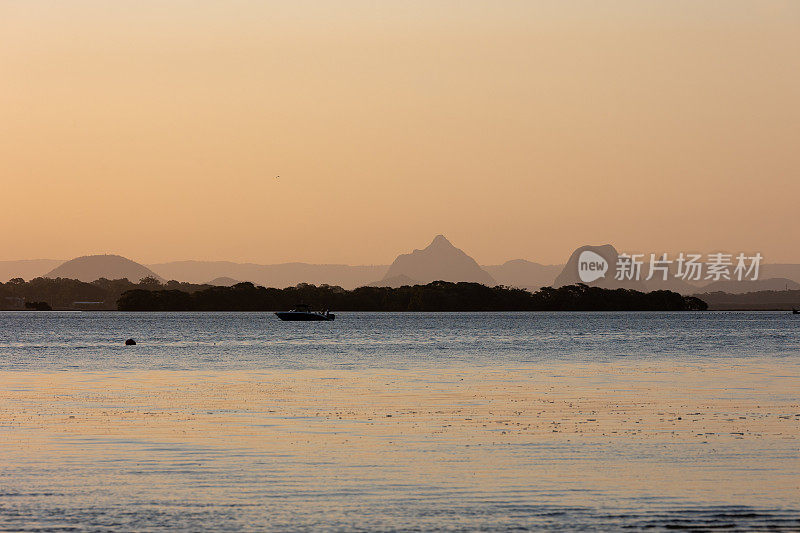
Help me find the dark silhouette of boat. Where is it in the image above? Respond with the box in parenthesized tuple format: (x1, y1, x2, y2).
(275, 305, 335, 321)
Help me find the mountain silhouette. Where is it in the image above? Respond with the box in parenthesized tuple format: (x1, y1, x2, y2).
(0, 259, 64, 282)
(45, 255, 164, 283)
(554, 245, 717, 292)
(696, 277, 800, 294)
(483, 259, 561, 289)
(380, 235, 495, 285)
(206, 276, 241, 286)
(4, 245, 799, 292)
(554, 244, 645, 290)
(642, 276, 701, 295)
(148, 261, 387, 290)
(554, 246, 800, 294)
(760, 264, 800, 284)
(692, 288, 800, 310)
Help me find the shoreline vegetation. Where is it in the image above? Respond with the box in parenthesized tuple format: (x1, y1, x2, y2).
(12, 275, 800, 311)
(116, 281, 707, 312)
(0, 276, 734, 312)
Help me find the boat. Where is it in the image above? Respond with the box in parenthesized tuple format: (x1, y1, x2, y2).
(793, 308, 799, 315)
(275, 305, 335, 321)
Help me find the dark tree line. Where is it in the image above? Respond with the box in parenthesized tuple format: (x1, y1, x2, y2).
(0, 276, 210, 310)
(117, 281, 708, 312)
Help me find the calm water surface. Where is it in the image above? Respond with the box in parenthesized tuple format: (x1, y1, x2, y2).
(0, 312, 798, 531)
(2, 311, 799, 371)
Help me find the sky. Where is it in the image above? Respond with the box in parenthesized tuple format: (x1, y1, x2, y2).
(1, 1, 798, 265)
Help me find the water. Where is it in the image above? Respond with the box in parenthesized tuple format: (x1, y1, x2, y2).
(2, 311, 799, 371)
(1, 311, 798, 531)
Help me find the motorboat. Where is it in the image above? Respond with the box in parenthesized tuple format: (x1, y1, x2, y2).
(275, 304, 335, 321)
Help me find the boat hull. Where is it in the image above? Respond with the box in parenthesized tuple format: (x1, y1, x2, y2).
(275, 311, 335, 321)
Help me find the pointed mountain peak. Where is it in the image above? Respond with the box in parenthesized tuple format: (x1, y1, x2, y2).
(382, 235, 495, 285)
(428, 234, 454, 249)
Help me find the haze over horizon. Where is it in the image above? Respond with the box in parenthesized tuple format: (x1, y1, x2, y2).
(3, 1, 798, 265)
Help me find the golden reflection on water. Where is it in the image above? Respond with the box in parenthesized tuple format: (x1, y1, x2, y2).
(1, 360, 799, 529)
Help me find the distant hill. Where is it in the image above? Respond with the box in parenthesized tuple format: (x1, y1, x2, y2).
(642, 276, 702, 295)
(551, 246, 800, 295)
(148, 261, 387, 290)
(0, 259, 64, 282)
(206, 276, 241, 286)
(695, 289, 800, 311)
(483, 260, 561, 289)
(696, 277, 800, 294)
(759, 265, 800, 285)
(554, 244, 646, 290)
(45, 255, 164, 283)
(380, 235, 495, 286)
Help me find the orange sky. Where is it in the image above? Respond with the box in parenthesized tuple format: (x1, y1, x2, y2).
(2, 1, 798, 265)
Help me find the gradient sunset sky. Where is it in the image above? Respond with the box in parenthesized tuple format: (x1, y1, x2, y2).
(2, 1, 798, 265)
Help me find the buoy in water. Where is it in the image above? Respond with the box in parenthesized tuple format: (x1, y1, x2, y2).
(125, 339, 136, 346)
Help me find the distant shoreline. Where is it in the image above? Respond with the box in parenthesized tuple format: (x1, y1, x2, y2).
(116, 281, 706, 312)
(5, 276, 800, 311)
